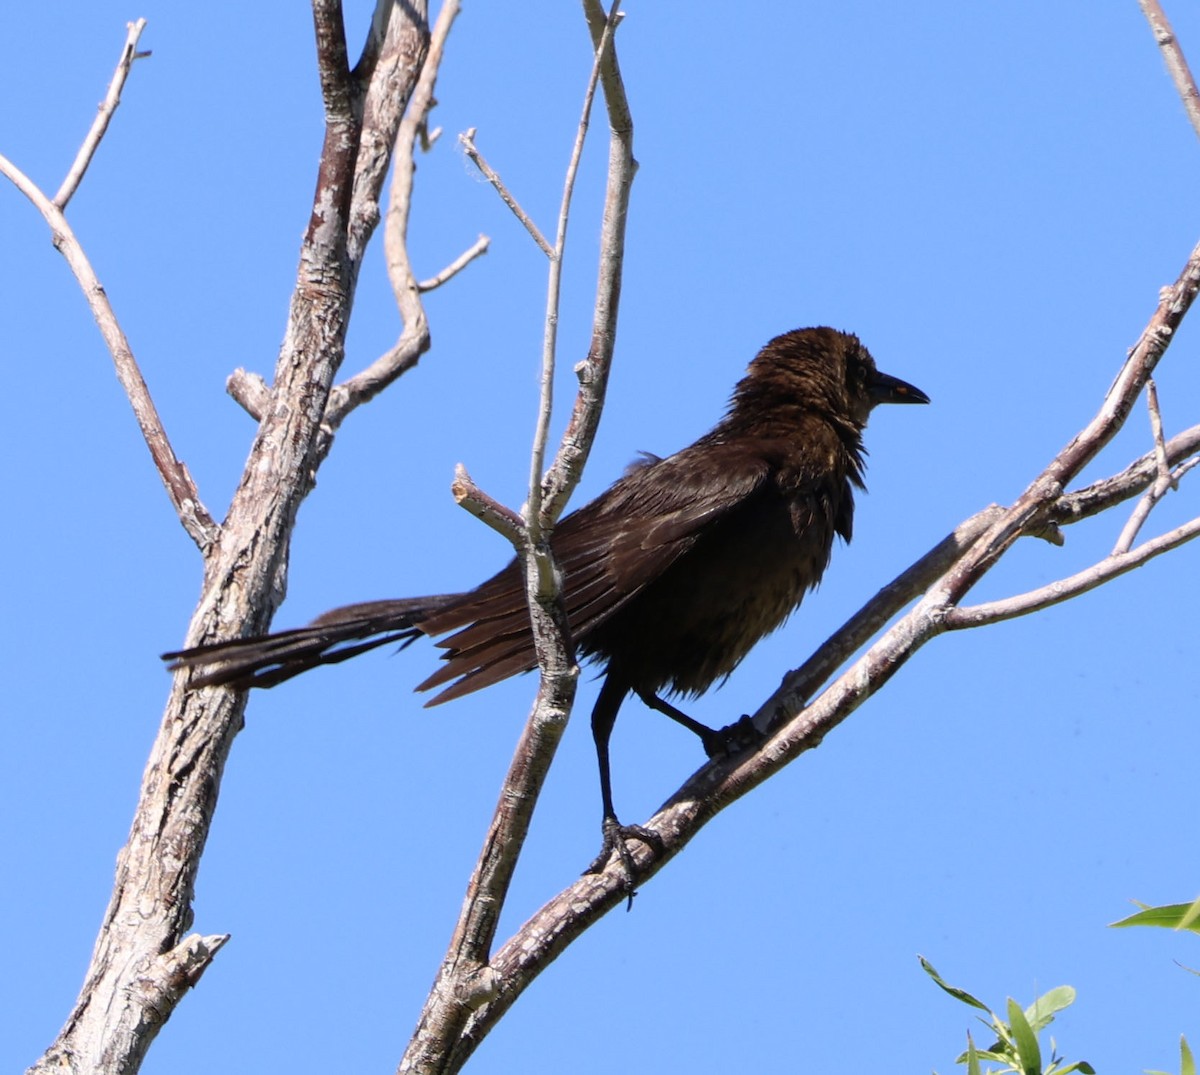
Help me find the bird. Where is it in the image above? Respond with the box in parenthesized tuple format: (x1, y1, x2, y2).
(164, 327, 928, 895)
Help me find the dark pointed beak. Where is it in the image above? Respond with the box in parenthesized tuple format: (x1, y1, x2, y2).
(869, 369, 930, 406)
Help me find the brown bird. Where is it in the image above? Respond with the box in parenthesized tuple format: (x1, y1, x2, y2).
(165, 327, 928, 892)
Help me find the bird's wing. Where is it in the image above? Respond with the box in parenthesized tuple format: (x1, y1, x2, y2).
(563, 445, 776, 628)
(418, 442, 777, 702)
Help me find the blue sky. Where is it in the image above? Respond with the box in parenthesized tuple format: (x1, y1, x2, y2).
(3, 3, 1199, 1073)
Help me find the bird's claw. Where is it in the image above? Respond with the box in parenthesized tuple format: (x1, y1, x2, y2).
(700, 714, 763, 760)
(584, 817, 664, 910)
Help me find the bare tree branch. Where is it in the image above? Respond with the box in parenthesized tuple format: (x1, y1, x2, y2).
(1052, 423, 1200, 523)
(23, 6, 437, 1071)
(417, 233, 490, 291)
(226, 367, 272, 422)
(312, 0, 354, 124)
(328, 0, 472, 426)
(537, 0, 635, 526)
(459, 128, 555, 257)
(1147, 378, 1172, 481)
(54, 19, 150, 208)
(346, 0, 431, 270)
(1140, 0, 1200, 140)
(525, 8, 617, 540)
(944, 514, 1200, 628)
(1113, 378, 1177, 553)
(0, 107, 217, 551)
(399, 5, 629, 1072)
(451, 463, 525, 545)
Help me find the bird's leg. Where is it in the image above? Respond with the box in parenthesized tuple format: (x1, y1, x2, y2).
(584, 674, 663, 908)
(632, 687, 763, 759)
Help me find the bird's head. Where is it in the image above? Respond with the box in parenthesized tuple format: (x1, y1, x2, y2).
(733, 326, 929, 432)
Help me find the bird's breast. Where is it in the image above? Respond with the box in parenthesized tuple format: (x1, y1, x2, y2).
(582, 482, 844, 697)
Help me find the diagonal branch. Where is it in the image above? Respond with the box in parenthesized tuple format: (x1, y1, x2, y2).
(55, 19, 150, 209)
(927, 236, 1200, 613)
(311, 0, 354, 123)
(459, 129, 554, 256)
(946, 513, 1200, 628)
(0, 151, 218, 551)
(1139, 0, 1200, 141)
(417, 234, 490, 291)
(1053, 423, 1200, 524)
(766, 421, 1200, 728)
(452, 463, 524, 545)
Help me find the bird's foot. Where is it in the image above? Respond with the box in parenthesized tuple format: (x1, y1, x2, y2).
(584, 816, 664, 910)
(699, 714, 764, 760)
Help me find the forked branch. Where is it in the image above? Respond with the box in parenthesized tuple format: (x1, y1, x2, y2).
(0, 21, 215, 551)
(399, 4, 629, 1073)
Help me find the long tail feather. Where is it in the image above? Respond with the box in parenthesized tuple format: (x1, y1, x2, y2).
(162, 596, 456, 690)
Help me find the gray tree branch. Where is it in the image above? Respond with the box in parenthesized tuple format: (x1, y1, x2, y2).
(0, 23, 215, 553)
(399, 4, 628, 1073)
(22, 5, 438, 1072)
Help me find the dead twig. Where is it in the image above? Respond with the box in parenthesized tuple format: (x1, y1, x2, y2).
(1139, 0, 1200, 141)
(55, 19, 151, 208)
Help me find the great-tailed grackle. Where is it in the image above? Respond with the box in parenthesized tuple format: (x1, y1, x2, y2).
(165, 327, 928, 892)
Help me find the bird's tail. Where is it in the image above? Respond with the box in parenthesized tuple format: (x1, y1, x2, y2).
(162, 596, 459, 690)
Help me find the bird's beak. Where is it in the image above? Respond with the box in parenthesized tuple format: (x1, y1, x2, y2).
(869, 370, 930, 406)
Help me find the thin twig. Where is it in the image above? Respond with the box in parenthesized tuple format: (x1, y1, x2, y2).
(1147, 378, 1173, 482)
(946, 515, 1200, 628)
(525, 2, 619, 548)
(0, 151, 217, 549)
(55, 19, 150, 208)
(417, 233, 490, 291)
(1052, 423, 1200, 523)
(1113, 378, 1179, 553)
(451, 464, 524, 545)
(1139, 0, 1200, 142)
(537, 0, 635, 525)
(1173, 455, 1200, 482)
(327, 0, 460, 427)
(459, 128, 555, 257)
(226, 368, 272, 421)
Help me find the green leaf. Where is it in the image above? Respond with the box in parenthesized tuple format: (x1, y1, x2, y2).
(1007, 997, 1042, 1075)
(1182, 1034, 1195, 1075)
(1111, 903, 1200, 931)
(966, 1031, 982, 1075)
(920, 956, 992, 1013)
(1024, 985, 1075, 1032)
(956, 1048, 1008, 1065)
(1179, 898, 1200, 932)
